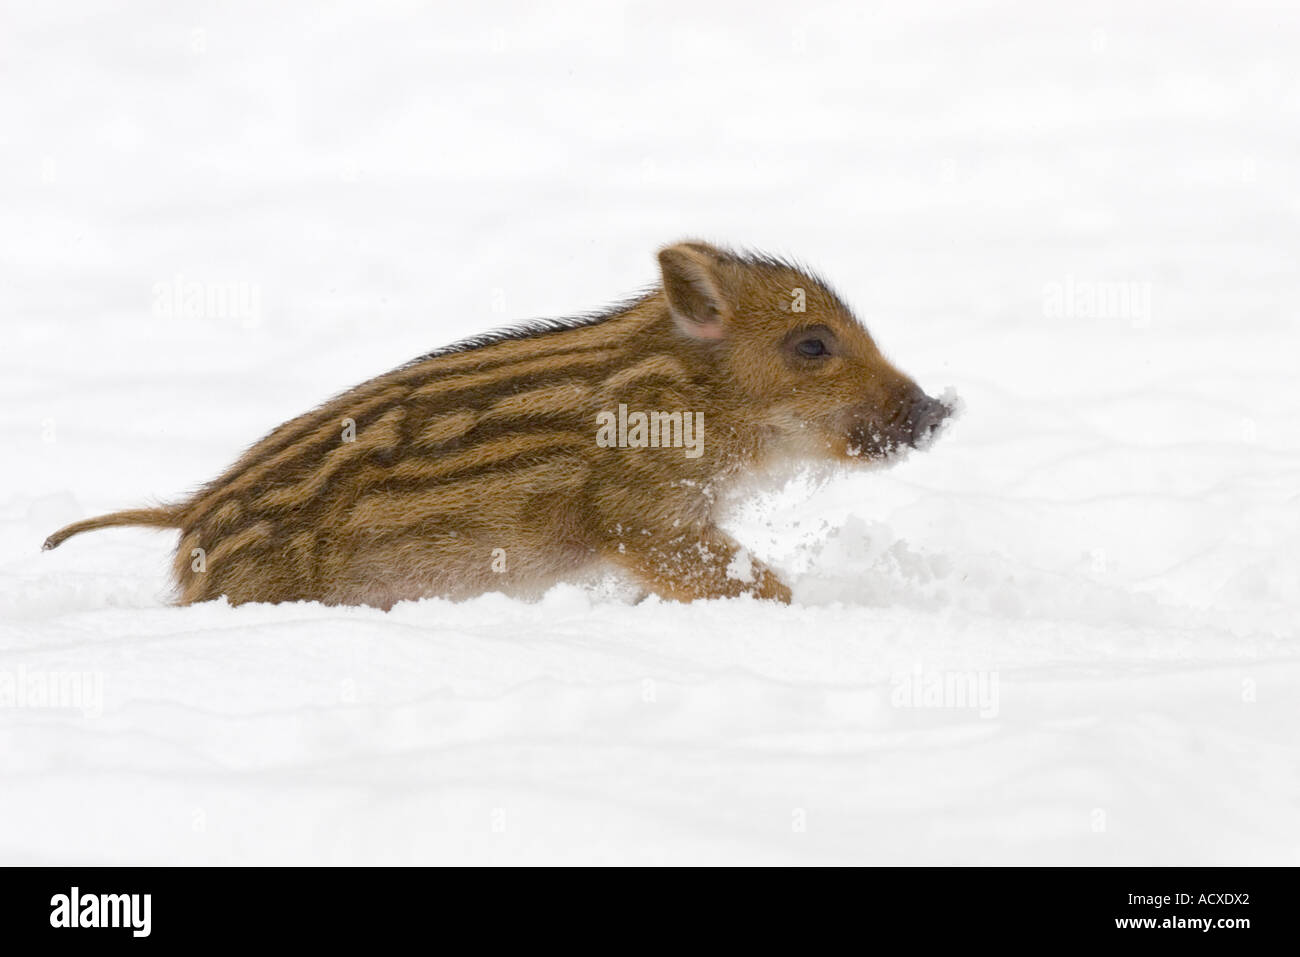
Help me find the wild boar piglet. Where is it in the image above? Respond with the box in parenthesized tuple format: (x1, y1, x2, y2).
(46, 241, 955, 607)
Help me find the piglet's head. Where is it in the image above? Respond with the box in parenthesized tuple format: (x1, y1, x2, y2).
(659, 240, 955, 462)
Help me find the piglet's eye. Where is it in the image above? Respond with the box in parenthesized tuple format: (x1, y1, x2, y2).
(796, 337, 830, 358)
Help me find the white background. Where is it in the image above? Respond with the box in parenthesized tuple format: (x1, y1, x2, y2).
(2, 0, 1297, 864)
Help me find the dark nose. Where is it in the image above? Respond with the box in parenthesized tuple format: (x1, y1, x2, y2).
(904, 391, 950, 448)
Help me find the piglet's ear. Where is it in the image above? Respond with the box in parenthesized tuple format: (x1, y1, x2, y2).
(658, 241, 729, 341)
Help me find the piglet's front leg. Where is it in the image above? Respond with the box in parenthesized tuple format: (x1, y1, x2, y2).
(608, 524, 792, 604)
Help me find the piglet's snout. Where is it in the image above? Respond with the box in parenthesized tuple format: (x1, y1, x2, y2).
(902, 390, 951, 448)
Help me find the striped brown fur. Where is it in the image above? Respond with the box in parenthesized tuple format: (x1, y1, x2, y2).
(45, 241, 953, 608)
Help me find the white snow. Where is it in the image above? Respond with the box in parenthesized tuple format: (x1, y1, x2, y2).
(2, 0, 1298, 864)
